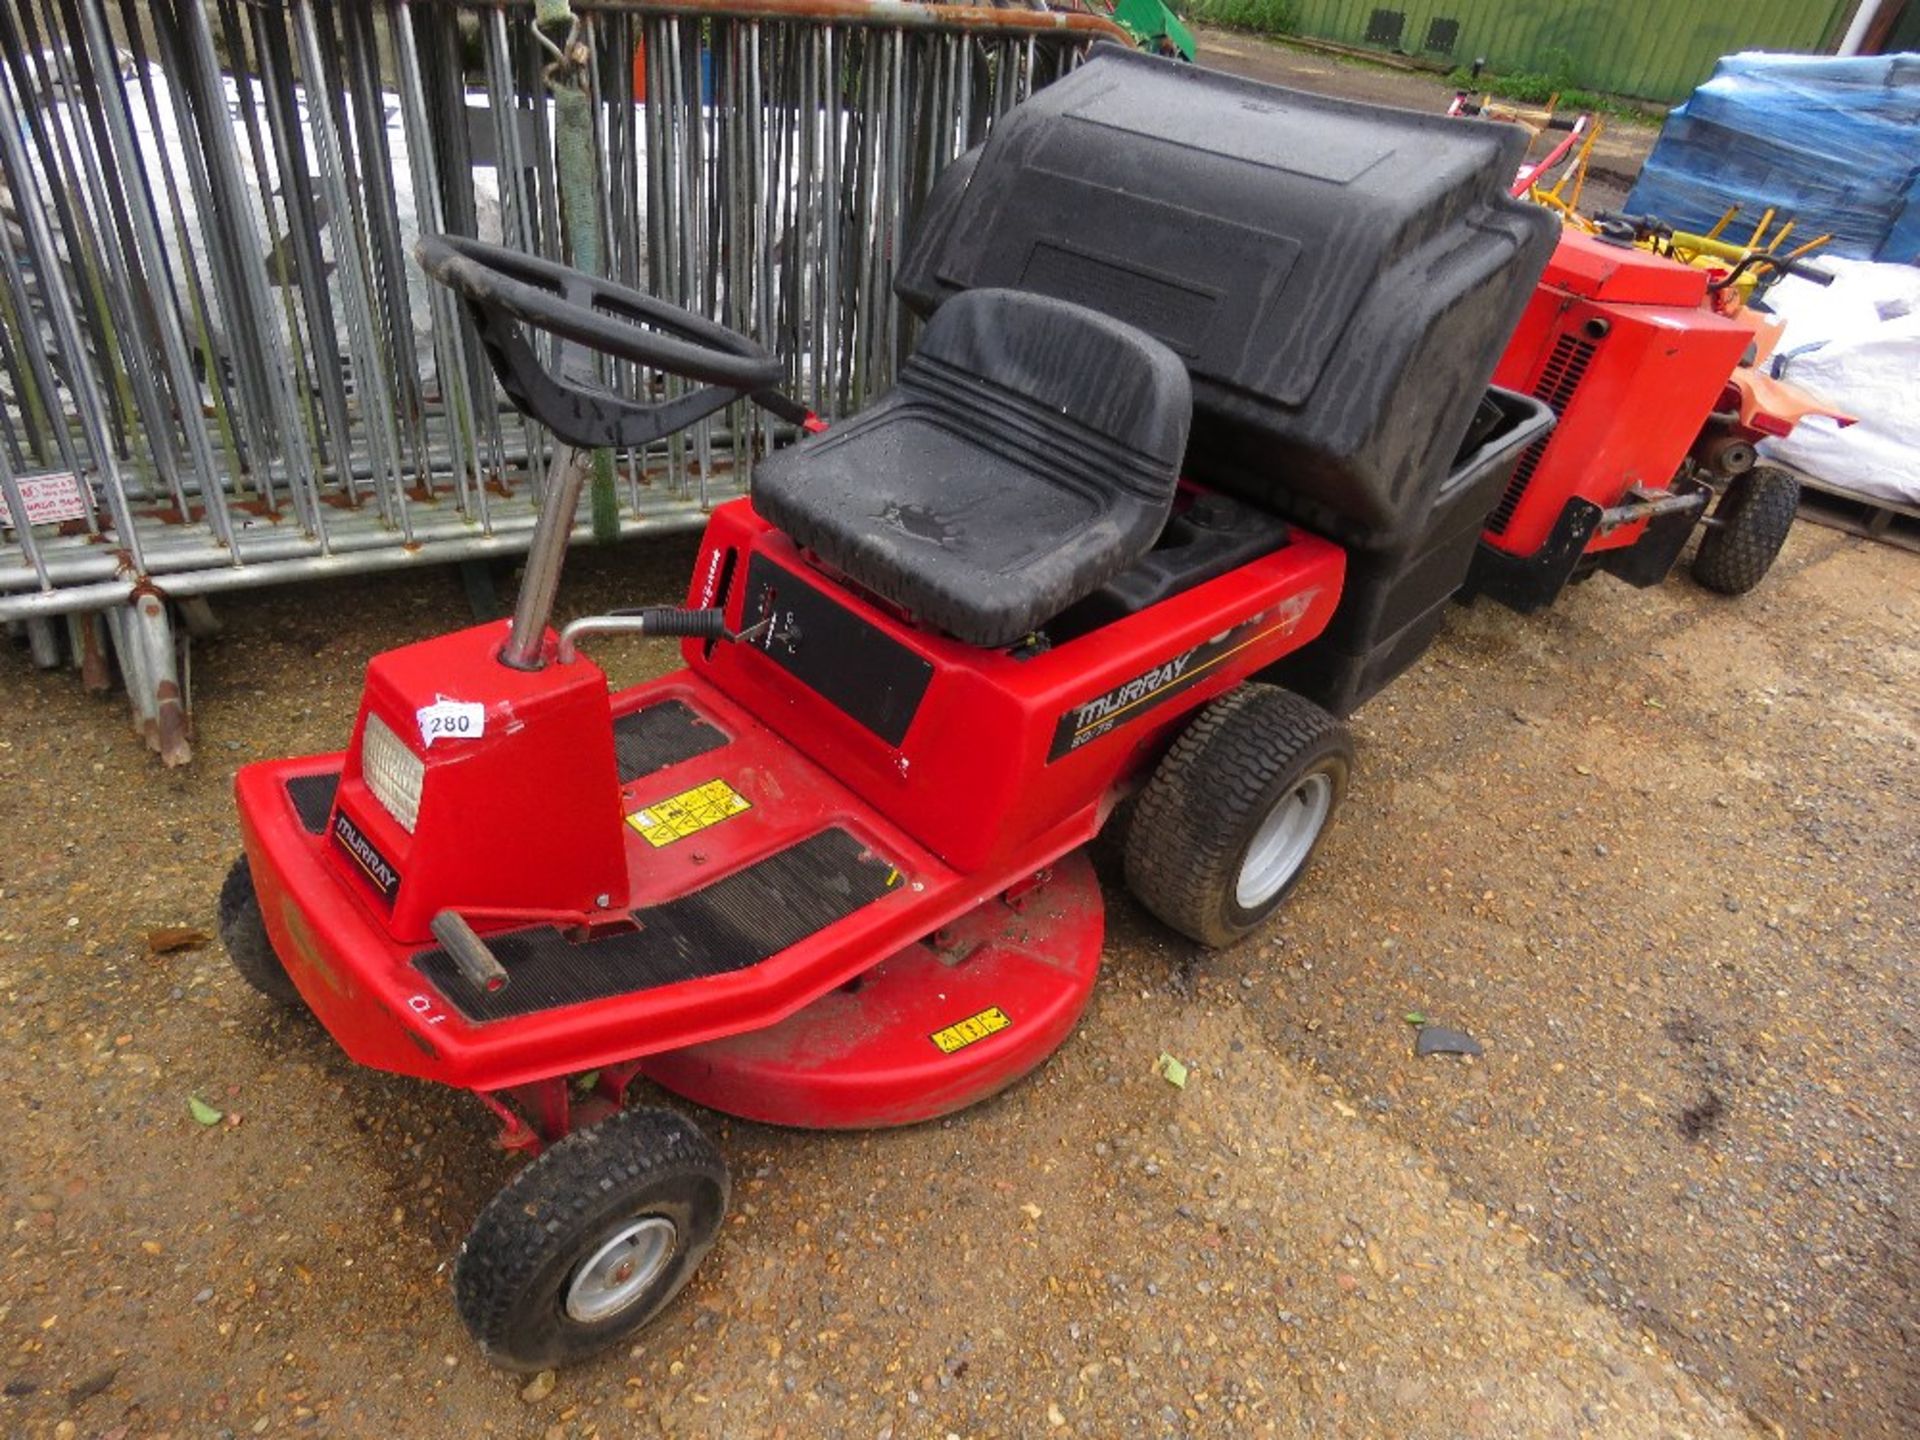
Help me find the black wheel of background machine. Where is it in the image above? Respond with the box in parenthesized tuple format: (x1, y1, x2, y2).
(217, 854, 302, 1005)
(1124, 683, 1353, 948)
(454, 1106, 729, 1372)
(1692, 465, 1801, 596)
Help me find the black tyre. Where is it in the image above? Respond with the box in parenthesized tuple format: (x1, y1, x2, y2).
(1692, 465, 1799, 596)
(218, 855, 301, 1005)
(454, 1106, 729, 1372)
(1124, 683, 1352, 947)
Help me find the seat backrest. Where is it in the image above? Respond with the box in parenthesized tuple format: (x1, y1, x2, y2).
(902, 287, 1193, 503)
(749, 288, 1192, 648)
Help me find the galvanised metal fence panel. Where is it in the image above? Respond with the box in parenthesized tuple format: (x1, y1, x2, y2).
(1286, 0, 1853, 103)
(0, 0, 1123, 762)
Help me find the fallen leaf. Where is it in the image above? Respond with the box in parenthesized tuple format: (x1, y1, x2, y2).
(147, 926, 211, 956)
(188, 1096, 224, 1126)
(1155, 1052, 1189, 1089)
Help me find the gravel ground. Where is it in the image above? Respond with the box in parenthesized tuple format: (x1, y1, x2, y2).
(2, 519, 1913, 1440)
(1191, 25, 1657, 213)
(3, 34, 1914, 1440)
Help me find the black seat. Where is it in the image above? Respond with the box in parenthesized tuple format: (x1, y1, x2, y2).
(752, 289, 1191, 648)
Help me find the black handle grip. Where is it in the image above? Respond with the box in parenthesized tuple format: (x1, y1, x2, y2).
(1711, 251, 1837, 294)
(1778, 256, 1836, 286)
(416, 234, 785, 450)
(609, 606, 730, 639)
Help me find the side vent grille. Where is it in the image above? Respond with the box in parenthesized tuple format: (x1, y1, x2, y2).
(1485, 333, 1596, 536)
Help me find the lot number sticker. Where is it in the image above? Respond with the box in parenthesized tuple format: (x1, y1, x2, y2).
(417, 697, 486, 747)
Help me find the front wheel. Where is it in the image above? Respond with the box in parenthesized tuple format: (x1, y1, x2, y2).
(218, 855, 302, 1005)
(1124, 684, 1352, 947)
(1692, 465, 1799, 596)
(454, 1106, 729, 1372)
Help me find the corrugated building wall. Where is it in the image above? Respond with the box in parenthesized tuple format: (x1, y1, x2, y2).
(1285, 0, 1858, 102)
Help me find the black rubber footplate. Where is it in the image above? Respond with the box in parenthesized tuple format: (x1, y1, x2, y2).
(285, 772, 340, 835)
(413, 828, 900, 1023)
(613, 700, 729, 783)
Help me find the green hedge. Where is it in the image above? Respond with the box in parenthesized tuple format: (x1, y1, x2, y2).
(1178, 0, 1298, 32)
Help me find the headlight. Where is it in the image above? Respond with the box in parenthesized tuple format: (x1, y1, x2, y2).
(361, 713, 425, 833)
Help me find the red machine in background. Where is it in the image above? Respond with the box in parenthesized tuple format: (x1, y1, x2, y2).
(1464, 218, 1848, 609)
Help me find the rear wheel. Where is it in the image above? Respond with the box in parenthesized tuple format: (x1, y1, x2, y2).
(1124, 684, 1352, 947)
(1693, 465, 1799, 595)
(218, 855, 301, 1005)
(454, 1106, 729, 1372)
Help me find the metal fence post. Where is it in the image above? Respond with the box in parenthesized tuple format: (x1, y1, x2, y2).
(1, 0, 1130, 759)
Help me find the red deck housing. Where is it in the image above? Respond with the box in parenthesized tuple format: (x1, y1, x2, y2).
(642, 849, 1108, 1129)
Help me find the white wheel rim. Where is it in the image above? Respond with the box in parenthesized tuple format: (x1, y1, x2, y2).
(563, 1215, 677, 1324)
(1235, 771, 1334, 910)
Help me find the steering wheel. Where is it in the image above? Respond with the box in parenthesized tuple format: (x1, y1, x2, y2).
(416, 235, 787, 449)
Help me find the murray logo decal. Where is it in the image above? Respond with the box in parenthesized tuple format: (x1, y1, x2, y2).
(1072, 652, 1195, 731)
(1047, 592, 1320, 761)
(332, 810, 402, 905)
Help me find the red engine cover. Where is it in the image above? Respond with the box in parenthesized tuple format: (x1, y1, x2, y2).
(1538, 228, 1714, 308)
(1483, 242, 1752, 558)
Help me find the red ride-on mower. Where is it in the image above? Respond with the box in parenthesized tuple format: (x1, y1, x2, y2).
(219, 48, 1555, 1369)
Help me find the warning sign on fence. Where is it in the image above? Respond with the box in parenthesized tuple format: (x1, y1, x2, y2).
(0, 472, 88, 531)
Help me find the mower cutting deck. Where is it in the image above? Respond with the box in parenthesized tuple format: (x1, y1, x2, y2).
(220, 46, 1557, 1370)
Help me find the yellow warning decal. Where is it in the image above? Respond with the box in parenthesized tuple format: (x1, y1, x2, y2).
(625, 778, 752, 848)
(930, 1006, 1011, 1055)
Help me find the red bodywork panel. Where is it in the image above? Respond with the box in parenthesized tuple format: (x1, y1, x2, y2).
(334, 623, 628, 943)
(234, 498, 1345, 1098)
(687, 502, 1344, 873)
(643, 849, 1106, 1128)
(1485, 237, 1753, 558)
(1724, 366, 1854, 437)
(1536, 228, 1716, 307)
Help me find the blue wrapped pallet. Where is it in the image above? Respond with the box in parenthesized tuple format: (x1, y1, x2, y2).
(1625, 53, 1920, 263)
